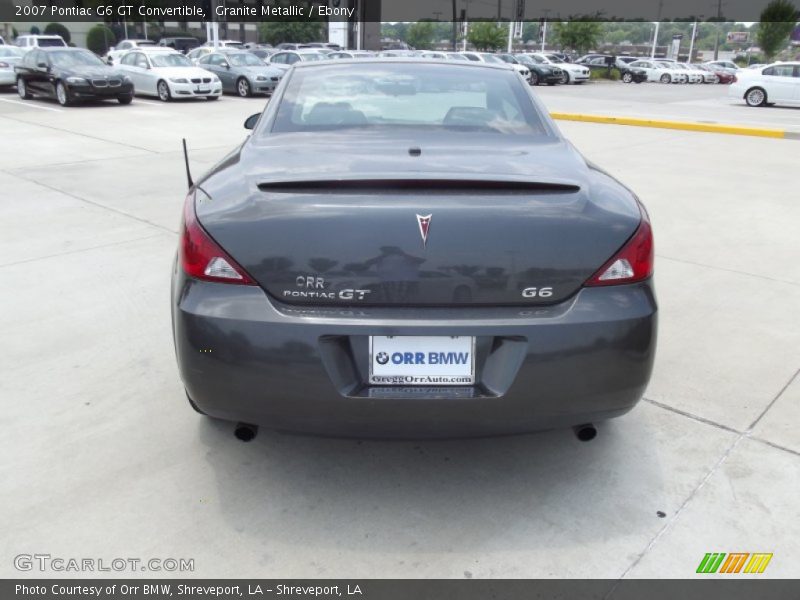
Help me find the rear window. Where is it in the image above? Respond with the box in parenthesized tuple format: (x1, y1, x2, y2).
(38, 37, 66, 47)
(270, 63, 546, 136)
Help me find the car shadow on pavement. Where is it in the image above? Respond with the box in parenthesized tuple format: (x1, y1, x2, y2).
(195, 410, 668, 558)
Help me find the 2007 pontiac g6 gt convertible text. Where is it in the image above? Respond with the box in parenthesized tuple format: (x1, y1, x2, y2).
(171, 59, 657, 438)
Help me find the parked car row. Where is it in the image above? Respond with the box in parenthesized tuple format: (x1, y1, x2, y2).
(7, 37, 799, 109)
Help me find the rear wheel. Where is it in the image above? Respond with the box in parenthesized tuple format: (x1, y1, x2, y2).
(622, 72, 633, 83)
(529, 71, 539, 85)
(157, 80, 171, 102)
(17, 78, 32, 99)
(660, 73, 671, 84)
(55, 81, 71, 106)
(745, 87, 767, 107)
(237, 77, 251, 97)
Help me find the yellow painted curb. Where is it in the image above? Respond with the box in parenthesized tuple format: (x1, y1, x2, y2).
(550, 112, 787, 139)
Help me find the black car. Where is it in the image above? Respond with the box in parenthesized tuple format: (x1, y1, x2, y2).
(513, 54, 563, 85)
(15, 47, 133, 106)
(619, 66, 648, 83)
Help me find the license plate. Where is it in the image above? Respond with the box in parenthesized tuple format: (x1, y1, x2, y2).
(196, 88, 209, 94)
(369, 336, 475, 386)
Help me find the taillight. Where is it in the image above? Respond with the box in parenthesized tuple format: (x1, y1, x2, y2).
(585, 204, 653, 287)
(179, 191, 256, 285)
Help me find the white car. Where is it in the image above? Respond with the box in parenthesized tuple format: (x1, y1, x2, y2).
(461, 52, 529, 79)
(689, 64, 719, 83)
(15, 35, 66, 49)
(628, 60, 687, 83)
(105, 39, 159, 65)
(328, 51, 377, 59)
(117, 48, 221, 101)
(0, 46, 25, 87)
(266, 49, 329, 72)
(528, 53, 590, 84)
(655, 61, 703, 83)
(705, 60, 739, 74)
(202, 40, 244, 49)
(729, 62, 800, 107)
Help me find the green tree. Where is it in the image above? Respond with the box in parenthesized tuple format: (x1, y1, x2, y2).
(467, 21, 505, 51)
(258, 21, 325, 45)
(406, 21, 435, 50)
(44, 23, 71, 44)
(551, 19, 603, 55)
(86, 25, 116, 55)
(757, 0, 798, 60)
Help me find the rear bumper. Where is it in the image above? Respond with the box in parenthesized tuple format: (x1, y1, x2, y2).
(0, 70, 15, 86)
(171, 265, 657, 438)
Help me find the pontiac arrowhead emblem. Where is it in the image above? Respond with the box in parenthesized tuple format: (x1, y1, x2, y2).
(416, 214, 432, 247)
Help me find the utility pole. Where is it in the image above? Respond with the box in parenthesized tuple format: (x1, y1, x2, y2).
(452, 0, 458, 50)
(713, 0, 724, 60)
(651, 0, 663, 58)
(507, 21, 513, 52)
(541, 9, 550, 52)
(688, 21, 697, 62)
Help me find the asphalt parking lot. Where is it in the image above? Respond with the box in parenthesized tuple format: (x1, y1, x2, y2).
(1, 82, 798, 579)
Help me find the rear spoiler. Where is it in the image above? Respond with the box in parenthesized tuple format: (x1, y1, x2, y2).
(257, 179, 580, 194)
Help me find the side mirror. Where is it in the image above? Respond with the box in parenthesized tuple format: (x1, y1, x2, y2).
(244, 113, 260, 130)
(223, 62, 230, 69)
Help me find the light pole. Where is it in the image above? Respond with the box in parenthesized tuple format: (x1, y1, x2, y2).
(651, 22, 659, 58)
(688, 21, 697, 62)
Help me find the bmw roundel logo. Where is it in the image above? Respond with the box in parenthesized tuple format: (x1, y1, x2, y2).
(376, 352, 389, 365)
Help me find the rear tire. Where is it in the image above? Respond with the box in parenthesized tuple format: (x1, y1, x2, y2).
(660, 73, 671, 84)
(529, 71, 539, 86)
(622, 72, 633, 83)
(17, 78, 32, 99)
(55, 81, 71, 106)
(157, 80, 171, 102)
(237, 77, 251, 97)
(744, 87, 767, 107)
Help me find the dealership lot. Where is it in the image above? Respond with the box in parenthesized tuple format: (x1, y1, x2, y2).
(1, 83, 798, 579)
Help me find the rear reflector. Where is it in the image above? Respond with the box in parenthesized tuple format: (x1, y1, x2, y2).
(180, 191, 256, 285)
(585, 204, 653, 287)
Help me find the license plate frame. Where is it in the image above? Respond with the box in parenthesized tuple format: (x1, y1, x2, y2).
(368, 335, 476, 386)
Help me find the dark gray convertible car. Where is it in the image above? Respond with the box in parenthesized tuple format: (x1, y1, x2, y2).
(172, 60, 657, 439)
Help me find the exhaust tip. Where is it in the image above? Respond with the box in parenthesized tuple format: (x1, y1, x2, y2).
(574, 423, 597, 442)
(234, 423, 258, 442)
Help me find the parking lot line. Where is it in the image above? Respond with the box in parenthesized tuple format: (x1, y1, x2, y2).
(0, 98, 63, 113)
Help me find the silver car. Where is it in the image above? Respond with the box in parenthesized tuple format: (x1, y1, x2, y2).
(197, 50, 283, 97)
(0, 46, 25, 87)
